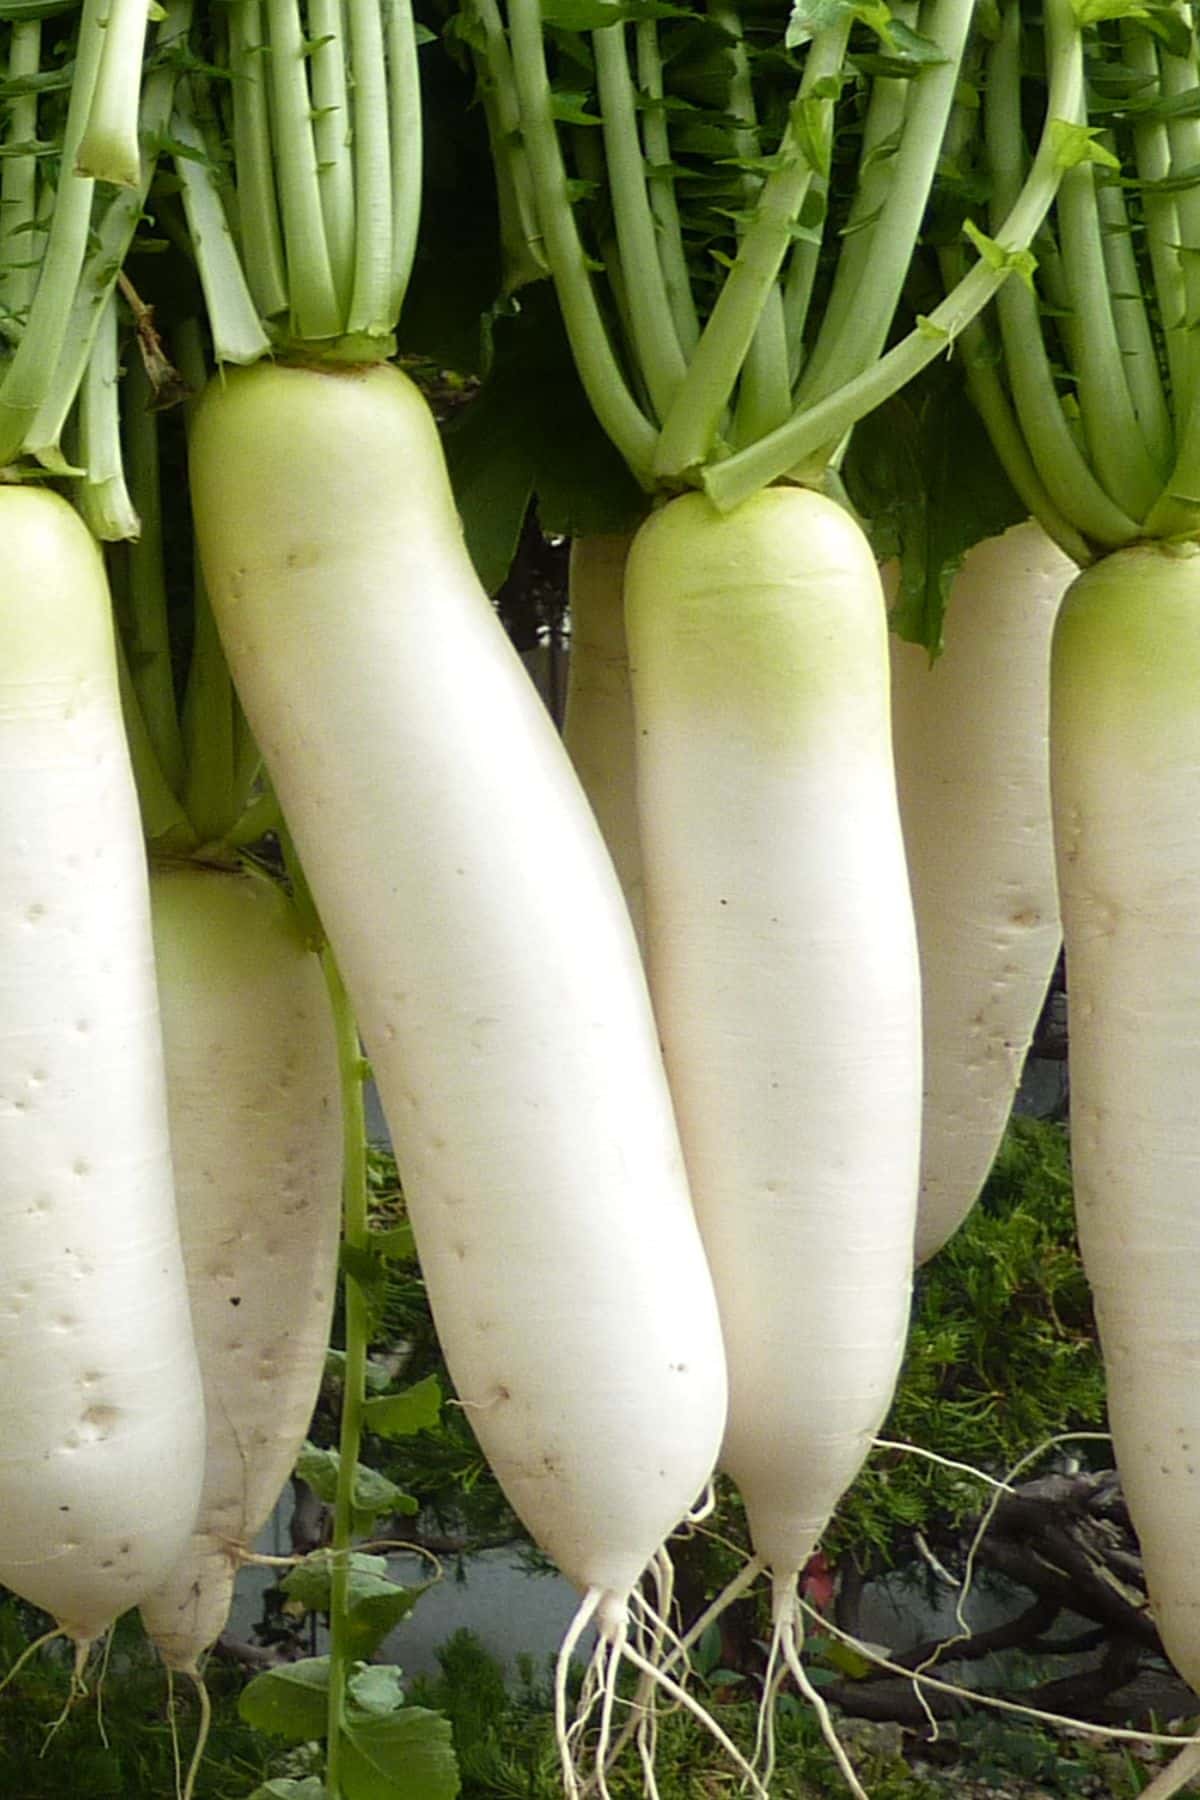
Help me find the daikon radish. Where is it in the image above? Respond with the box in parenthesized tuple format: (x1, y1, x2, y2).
(889, 520, 1073, 1263)
(1052, 541, 1200, 1693)
(188, 360, 727, 1651)
(139, 859, 342, 1673)
(0, 486, 204, 1648)
(625, 485, 921, 1684)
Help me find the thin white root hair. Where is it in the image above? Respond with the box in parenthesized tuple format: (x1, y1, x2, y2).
(593, 1620, 627, 1800)
(581, 1592, 669, 1797)
(631, 1583, 687, 1671)
(1137, 1737, 1200, 1800)
(94, 1627, 115, 1750)
(687, 1482, 717, 1525)
(954, 1433, 1112, 1644)
(628, 1601, 661, 1794)
(872, 1439, 1017, 1494)
(41, 1638, 92, 1755)
(0, 1625, 65, 1696)
(651, 1548, 677, 1657)
(661, 1555, 765, 1682)
(448, 1389, 508, 1413)
(635, 1713, 664, 1800)
(555, 1588, 601, 1799)
(358, 1536, 446, 1582)
(690, 1518, 767, 1562)
(795, 1594, 1200, 1753)
(182, 1669, 213, 1800)
(632, 1550, 686, 1776)
(618, 1634, 770, 1800)
(168, 1667, 183, 1800)
(753, 1614, 785, 1784)
(779, 1597, 870, 1800)
(764, 1644, 791, 1789)
(591, 1545, 732, 1786)
(582, 1624, 649, 1794)
(567, 1637, 607, 1761)
(876, 1428, 1118, 1748)
(580, 1554, 772, 1795)
(909, 1654, 940, 1740)
(629, 1566, 674, 1775)
(587, 1547, 700, 1790)
(913, 1529, 958, 1589)
(236, 1537, 442, 1570)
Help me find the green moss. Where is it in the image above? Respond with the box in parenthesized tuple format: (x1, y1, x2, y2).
(409, 1626, 946, 1798)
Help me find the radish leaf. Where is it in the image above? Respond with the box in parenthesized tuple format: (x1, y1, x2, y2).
(340, 1709, 459, 1800)
(239, 1659, 330, 1741)
(363, 1375, 443, 1440)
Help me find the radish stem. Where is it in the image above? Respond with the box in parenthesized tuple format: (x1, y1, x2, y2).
(76, 290, 139, 542)
(635, 19, 697, 356)
(25, 0, 192, 465)
(385, 0, 422, 322)
(701, 0, 1084, 508)
(76, 0, 152, 187)
(309, 0, 355, 319)
(264, 0, 341, 339)
(345, 0, 392, 336)
(506, 0, 658, 481)
(228, 0, 289, 321)
(0, 0, 105, 466)
(796, 0, 974, 412)
(124, 350, 186, 793)
(593, 19, 687, 420)
(651, 17, 852, 480)
(171, 76, 271, 365)
(0, 19, 42, 335)
(983, 6, 1139, 548)
(319, 945, 368, 1800)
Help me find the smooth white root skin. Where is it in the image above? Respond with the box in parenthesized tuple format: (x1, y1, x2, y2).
(625, 487, 921, 1592)
(563, 534, 645, 950)
(889, 521, 1073, 1264)
(190, 361, 727, 1618)
(1052, 544, 1200, 1696)
(0, 488, 205, 1644)
(138, 861, 342, 1671)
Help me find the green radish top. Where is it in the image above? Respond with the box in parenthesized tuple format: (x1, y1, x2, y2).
(0, 0, 194, 475)
(163, 0, 422, 367)
(99, 327, 281, 864)
(943, 0, 1200, 558)
(462, 0, 1086, 508)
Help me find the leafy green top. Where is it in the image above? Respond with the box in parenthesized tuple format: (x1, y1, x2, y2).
(455, 0, 1085, 504)
(939, 0, 1200, 553)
